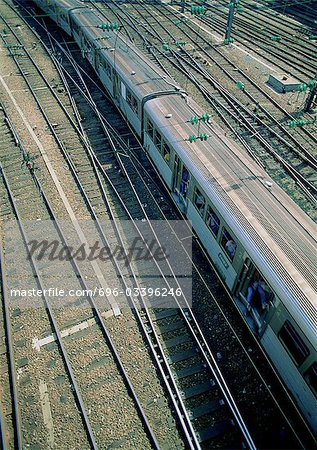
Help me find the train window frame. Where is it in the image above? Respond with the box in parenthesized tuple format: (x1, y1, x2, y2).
(147, 119, 154, 139)
(304, 362, 317, 397)
(126, 89, 139, 116)
(154, 129, 162, 150)
(71, 19, 80, 35)
(83, 35, 92, 53)
(193, 187, 205, 217)
(221, 228, 237, 261)
(278, 320, 310, 366)
(46, 0, 55, 10)
(100, 58, 112, 80)
(206, 206, 220, 237)
(58, 9, 69, 24)
(162, 141, 170, 165)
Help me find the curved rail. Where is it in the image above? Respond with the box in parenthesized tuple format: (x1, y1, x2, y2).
(0, 226, 23, 450)
(0, 68, 161, 446)
(3, 1, 314, 446)
(96, 0, 317, 207)
(0, 165, 100, 450)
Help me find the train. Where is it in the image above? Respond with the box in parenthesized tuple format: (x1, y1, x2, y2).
(32, 0, 317, 436)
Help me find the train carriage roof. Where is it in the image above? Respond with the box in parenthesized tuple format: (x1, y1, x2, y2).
(145, 96, 317, 342)
(38, 0, 85, 12)
(39, 0, 316, 341)
(71, 7, 182, 98)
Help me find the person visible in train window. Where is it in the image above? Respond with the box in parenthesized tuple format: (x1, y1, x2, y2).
(246, 279, 259, 310)
(180, 169, 189, 197)
(195, 191, 205, 215)
(225, 239, 236, 259)
(258, 279, 267, 309)
(206, 210, 220, 236)
(246, 278, 267, 311)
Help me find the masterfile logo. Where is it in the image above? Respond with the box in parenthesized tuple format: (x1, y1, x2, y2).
(4, 219, 192, 310)
(25, 236, 169, 266)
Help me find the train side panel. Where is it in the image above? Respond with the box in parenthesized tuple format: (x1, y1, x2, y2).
(32, 0, 317, 435)
(186, 202, 238, 289)
(143, 133, 173, 187)
(261, 325, 317, 432)
(118, 78, 142, 136)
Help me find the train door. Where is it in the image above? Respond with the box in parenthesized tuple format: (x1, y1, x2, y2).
(235, 258, 274, 318)
(235, 258, 254, 299)
(172, 155, 181, 191)
(113, 72, 120, 99)
(172, 156, 190, 211)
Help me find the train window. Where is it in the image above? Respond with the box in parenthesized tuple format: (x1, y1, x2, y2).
(72, 20, 80, 35)
(147, 119, 154, 139)
(162, 141, 170, 164)
(206, 206, 220, 236)
(154, 130, 162, 150)
(180, 167, 190, 197)
(221, 228, 237, 260)
(126, 89, 139, 116)
(194, 188, 205, 216)
(83, 36, 92, 53)
(279, 320, 310, 366)
(101, 58, 112, 79)
(304, 362, 317, 397)
(47, 0, 55, 10)
(58, 10, 68, 24)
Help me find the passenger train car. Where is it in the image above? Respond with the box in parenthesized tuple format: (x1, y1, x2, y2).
(32, 0, 317, 435)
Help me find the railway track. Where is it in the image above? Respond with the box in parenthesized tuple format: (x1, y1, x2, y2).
(31, 24, 257, 449)
(1, 0, 316, 448)
(0, 237, 21, 450)
(90, 0, 317, 221)
(25, 4, 317, 447)
(188, 0, 317, 80)
(0, 110, 23, 450)
(0, 2, 249, 448)
(0, 101, 163, 449)
(0, 110, 93, 449)
(102, 0, 317, 147)
(0, 5, 183, 448)
(0, 30, 252, 450)
(258, 0, 317, 30)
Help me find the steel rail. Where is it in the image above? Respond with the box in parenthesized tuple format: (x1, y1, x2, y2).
(21, 20, 254, 441)
(0, 108, 24, 450)
(41, 14, 314, 446)
(131, 1, 317, 171)
(100, 0, 317, 205)
(0, 27, 161, 446)
(0, 165, 100, 450)
(11, 1, 310, 446)
(0, 233, 22, 450)
(0, 406, 6, 450)
(180, 0, 316, 79)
